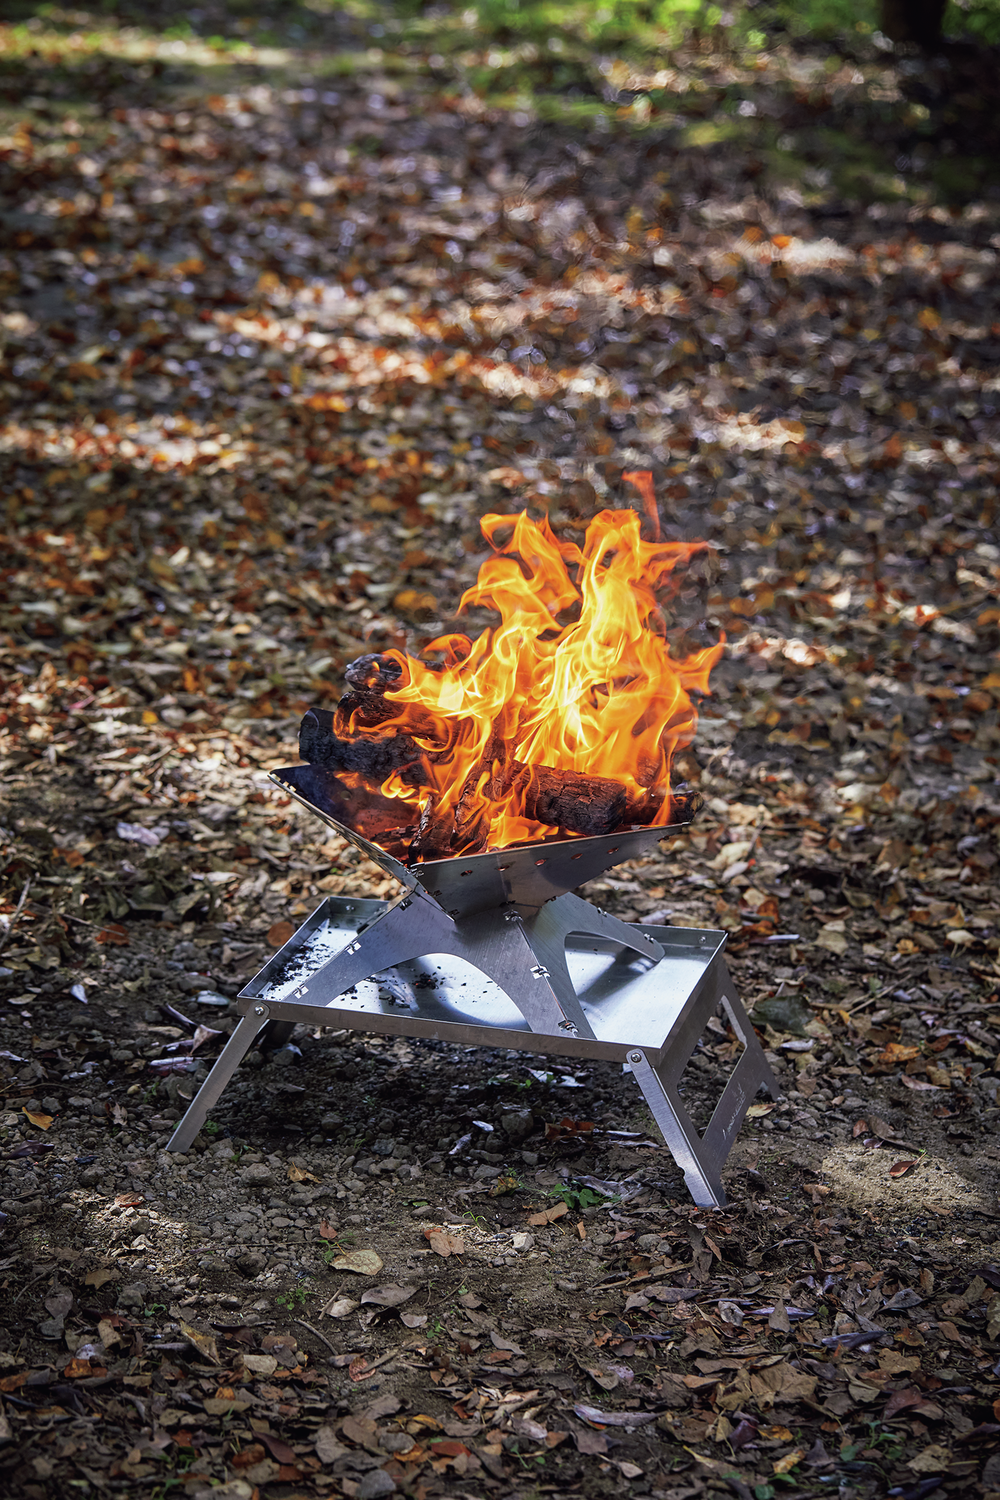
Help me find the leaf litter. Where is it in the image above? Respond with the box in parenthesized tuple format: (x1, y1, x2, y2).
(0, 1, 999, 1497)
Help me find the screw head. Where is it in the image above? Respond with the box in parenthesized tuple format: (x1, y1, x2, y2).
(254, 1004, 266, 1017)
(628, 1050, 643, 1064)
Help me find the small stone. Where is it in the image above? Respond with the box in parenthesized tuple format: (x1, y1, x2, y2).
(235, 1249, 267, 1279)
(117, 1282, 147, 1309)
(195, 990, 231, 1009)
(242, 1163, 274, 1189)
(356, 1469, 397, 1499)
(373, 1138, 395, 1157)
(501, 1108, 534, 1141)
(270, 1045, 301, 1067)
(80, 1167, 102, 1186)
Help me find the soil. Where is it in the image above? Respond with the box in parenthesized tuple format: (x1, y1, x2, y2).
(2, 3, 1000, 1497)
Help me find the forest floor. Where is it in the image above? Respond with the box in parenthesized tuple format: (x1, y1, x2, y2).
(1, 4, 1000, 1499)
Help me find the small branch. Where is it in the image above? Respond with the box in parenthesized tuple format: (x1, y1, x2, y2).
(0, 879, 32, 958)
(294, 1317, 337, 1353)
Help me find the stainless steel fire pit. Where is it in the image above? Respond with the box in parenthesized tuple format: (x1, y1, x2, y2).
(167, 763, 778, 1206)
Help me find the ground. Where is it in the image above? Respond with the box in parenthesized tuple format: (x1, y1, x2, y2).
(1, 3, 1000, 1499)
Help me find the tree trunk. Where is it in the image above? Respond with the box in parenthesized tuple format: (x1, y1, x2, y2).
(880, 0, 947, 49)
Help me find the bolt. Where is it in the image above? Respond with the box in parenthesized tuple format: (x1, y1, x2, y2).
(628, 1050, 643, 1064)
(254, 1005, 267, 1017)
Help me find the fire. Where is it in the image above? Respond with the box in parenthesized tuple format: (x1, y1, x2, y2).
(334, 493, 722, 858)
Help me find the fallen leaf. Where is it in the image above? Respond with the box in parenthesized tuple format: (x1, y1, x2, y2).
(889, 1160, 919, 1177)
(883, 1288, 923, 1311)
(322, 1296, 359, 1320)
(267, 921, 295, 948)
(97, 1317, 121, 1349)
(768, 1300, 791, 1334)
(22, 1109, 53, 1130)
(179, 1320, 220, 1364)
(287, 1163, 319, 1183)
(318, 1220, 339, 1240)
(773, 1448, 805, 1475)
(526, 1201, 569, 1226)
(84, 1269, 117, 1289)
(361, 1283, 417, 1308)
(241, 1353, 278, 1376)
(907, 1442, 952, 1472)
(330, 1250, 383, 1276)
(573, 1405, 657, 1427)
(96, 923, 129, 946)
(490, 1330, 525, 1355)
(424, 1227, 465, 1257)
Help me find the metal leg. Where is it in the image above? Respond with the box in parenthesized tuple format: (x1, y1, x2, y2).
(625, 959, 779, 1208)
(166, 1011, 268, 1152)
(438, 907, 592, 1037)
(536, 891, 664, 964)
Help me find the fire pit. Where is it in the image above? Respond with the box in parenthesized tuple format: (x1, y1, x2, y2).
(167, 500, 778, 1206)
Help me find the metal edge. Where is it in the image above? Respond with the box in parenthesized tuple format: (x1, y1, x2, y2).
(238, 997, 632, 1062)
(267, 770, 415, 891)
(237, 895, 388, 999)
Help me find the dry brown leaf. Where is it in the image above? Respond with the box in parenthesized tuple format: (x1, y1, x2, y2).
(425, 1227, 465, 1258)
(179, 1320, 220, 1365)
(84, 1268, 117, 1289)
(527, 1201, 569, 1227)
(287, 1163, 319, 1183)
(22, 1109, 53, 1130)
(330, 1250, 383, 1275)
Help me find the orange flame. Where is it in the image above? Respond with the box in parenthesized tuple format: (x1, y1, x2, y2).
(339, 497, 722, 856)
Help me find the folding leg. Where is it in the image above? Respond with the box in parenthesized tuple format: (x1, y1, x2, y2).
(167, 1010, 270, 1153)
(626, 961, 779, 1208)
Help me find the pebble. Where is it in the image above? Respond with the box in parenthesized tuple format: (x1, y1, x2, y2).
(355, 1469, 397, 1498)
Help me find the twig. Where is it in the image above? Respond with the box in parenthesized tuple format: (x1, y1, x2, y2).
(0, 879, 32, 958)
(294, 1316, 337, 1353)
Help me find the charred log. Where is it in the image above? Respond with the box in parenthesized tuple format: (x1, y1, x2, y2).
(340, 653, 406, 729)
(299, 707, 424, 784)
(516, 763, 627, 837)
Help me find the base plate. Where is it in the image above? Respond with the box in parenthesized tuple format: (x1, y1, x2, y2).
(240, 896, 728, 1065)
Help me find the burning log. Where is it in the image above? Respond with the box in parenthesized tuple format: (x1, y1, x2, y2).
(300, 697, 653, 857)
(297, 497, 721, 864)
(515, 762, 628, 837)
(299, 707, 423, 784)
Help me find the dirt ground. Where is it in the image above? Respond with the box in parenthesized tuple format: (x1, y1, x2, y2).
(2, 2, 1000, 1497)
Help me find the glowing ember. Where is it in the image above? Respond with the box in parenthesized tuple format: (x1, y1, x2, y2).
(321, 493, 722, 859)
